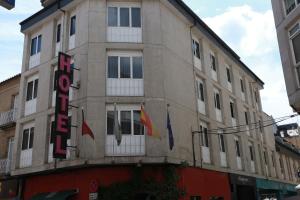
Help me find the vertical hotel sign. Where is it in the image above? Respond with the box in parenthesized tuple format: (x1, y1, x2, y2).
(53, 52, 71, 159)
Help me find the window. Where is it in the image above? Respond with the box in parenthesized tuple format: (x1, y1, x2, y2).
(230, 101, 235, 118)
(108, 7, 118, 26)
(289, 22, 300, 65)
(254, 91, 258, 103)
(219, 134, 226, 153)
(226, 67, 231, 83)
(235, 138, 241, 157)
(131, 8, 141, 27)
(244, 111, 249, 125)
(214, 91, 221, 110)
(56, 24, 61, 43)
(192, 39, 200, 59)
(22, 127, 34, 150)
(249, 145, 254, 161)
(107, 109, 144, 136)
(263, 151, 268, 164)
(200, 124, 209, 147)
(26, 79, 38, 101)
(240, 78, 244, 93)
(120, 57, 131, 78)
(107, 6, 141, 28)
(120, 8, 130, 27)
(107, 55, 143, 79)
(70, 15, 76, 36)
(196, 80, 205, 102)
(210, 54, 216, 71)
(285, 0, 297, 15)
(30, 35, 42, 56)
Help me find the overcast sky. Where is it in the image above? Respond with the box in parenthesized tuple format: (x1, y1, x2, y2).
(0, 0, 297, 124)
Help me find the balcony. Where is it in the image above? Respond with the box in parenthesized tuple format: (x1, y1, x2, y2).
(0, 109, 17, 129)
(0, 158, 11, 174)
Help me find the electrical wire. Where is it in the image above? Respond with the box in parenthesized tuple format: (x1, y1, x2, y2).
(194, 114, 298, 135)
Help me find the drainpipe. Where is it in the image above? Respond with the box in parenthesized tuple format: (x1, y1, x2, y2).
(189, 19, 202, 168)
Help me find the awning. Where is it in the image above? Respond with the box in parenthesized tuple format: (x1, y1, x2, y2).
(30, 189, 78, 200)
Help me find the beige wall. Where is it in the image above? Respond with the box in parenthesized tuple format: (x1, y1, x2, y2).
(0, 75, 20, 159)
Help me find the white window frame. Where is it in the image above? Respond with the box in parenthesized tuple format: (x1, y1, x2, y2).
(214, 89, 221, 110)
(30, 34, 42, 56)
(200, 122, 209, 148)
(289, 21, 300, 68)
(25, 75, 38, 102)
(283, 0, 299, 16)
(107, 2, 142, 28)
(107, 51, 143, 79)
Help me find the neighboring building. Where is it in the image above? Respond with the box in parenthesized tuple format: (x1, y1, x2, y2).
(0, 74, 20, 200)
(11, 0, 298, 200)
(277, 123, 300, 149)
(271, 0, 300, 112)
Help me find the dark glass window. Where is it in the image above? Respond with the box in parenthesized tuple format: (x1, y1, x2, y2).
(285, 0, 296, 14)
(67, 116, 72, 140)
(120, 8, 129, 27)
(108, 7, 118, 26)
(26, 81, 33, 101)
(249, 145, 254, 161)
(107, 111, 114, 135)
(37, 35, 42, 53)
(33, 79, 38, 98)
(199, 82, 204, 101)
(30, 37, 37, 56)
(215, 93, 221, 110)
(131, 8, 141, 27)
(219, 134, 225, 152)
(240, 79, 244, 93)
(108, 56, 119, 78)
(121, 111, 131, 135)
(120, 57, 130, 78)
(53, 70, 58, 91)
(211, 54, 216, 71)
(200, 125, 209, 147)
(226, 68, 231, 83)
(29, 127, 34, 149)
(244, 112, 249, 125)
(56, 24, 61, 43)
(193, 40, 200, 59)
(22, 129, 29, 150)
(132, 57, 143, 79)
(70, 16, 76, 36)
(230, 102, 235, 118)
(235, 139, 240, 157)
(134, 111, 144, 135)
(292, 34, 300, 63)
(50, 121, 55, 144)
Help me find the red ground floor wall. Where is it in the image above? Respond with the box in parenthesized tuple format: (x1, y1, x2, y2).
(179, 168, 231, 200)
(23, 166, 231, 200)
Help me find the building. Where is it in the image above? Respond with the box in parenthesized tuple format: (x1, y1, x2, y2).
(11, 0, 299, 199)
(0, 74, 20, 200)
(271, 0, 300, 112)
(277, 123, 300, 149)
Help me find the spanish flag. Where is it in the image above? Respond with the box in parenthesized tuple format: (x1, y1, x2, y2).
(140, 105, 160, 138)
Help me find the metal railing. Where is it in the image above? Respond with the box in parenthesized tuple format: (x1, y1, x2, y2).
(0, 108, 17, 128)
(0, 158, 10, 174)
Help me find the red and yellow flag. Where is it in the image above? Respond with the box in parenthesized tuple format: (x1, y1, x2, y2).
(140, 105, 160, 138)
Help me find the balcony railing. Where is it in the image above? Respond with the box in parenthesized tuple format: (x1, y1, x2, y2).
(0, 158, 11, 174)
(0, 108, 17, 128)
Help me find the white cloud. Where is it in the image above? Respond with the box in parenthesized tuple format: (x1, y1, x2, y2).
(203, 5, 295, 122)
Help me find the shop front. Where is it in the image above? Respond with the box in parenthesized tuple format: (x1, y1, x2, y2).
(22, 165, 231, 200)
(229, 173, 257, 200)
(256, 178, 297, 200)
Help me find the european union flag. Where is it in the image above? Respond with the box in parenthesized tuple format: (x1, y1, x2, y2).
(167, 111, 174, 150)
